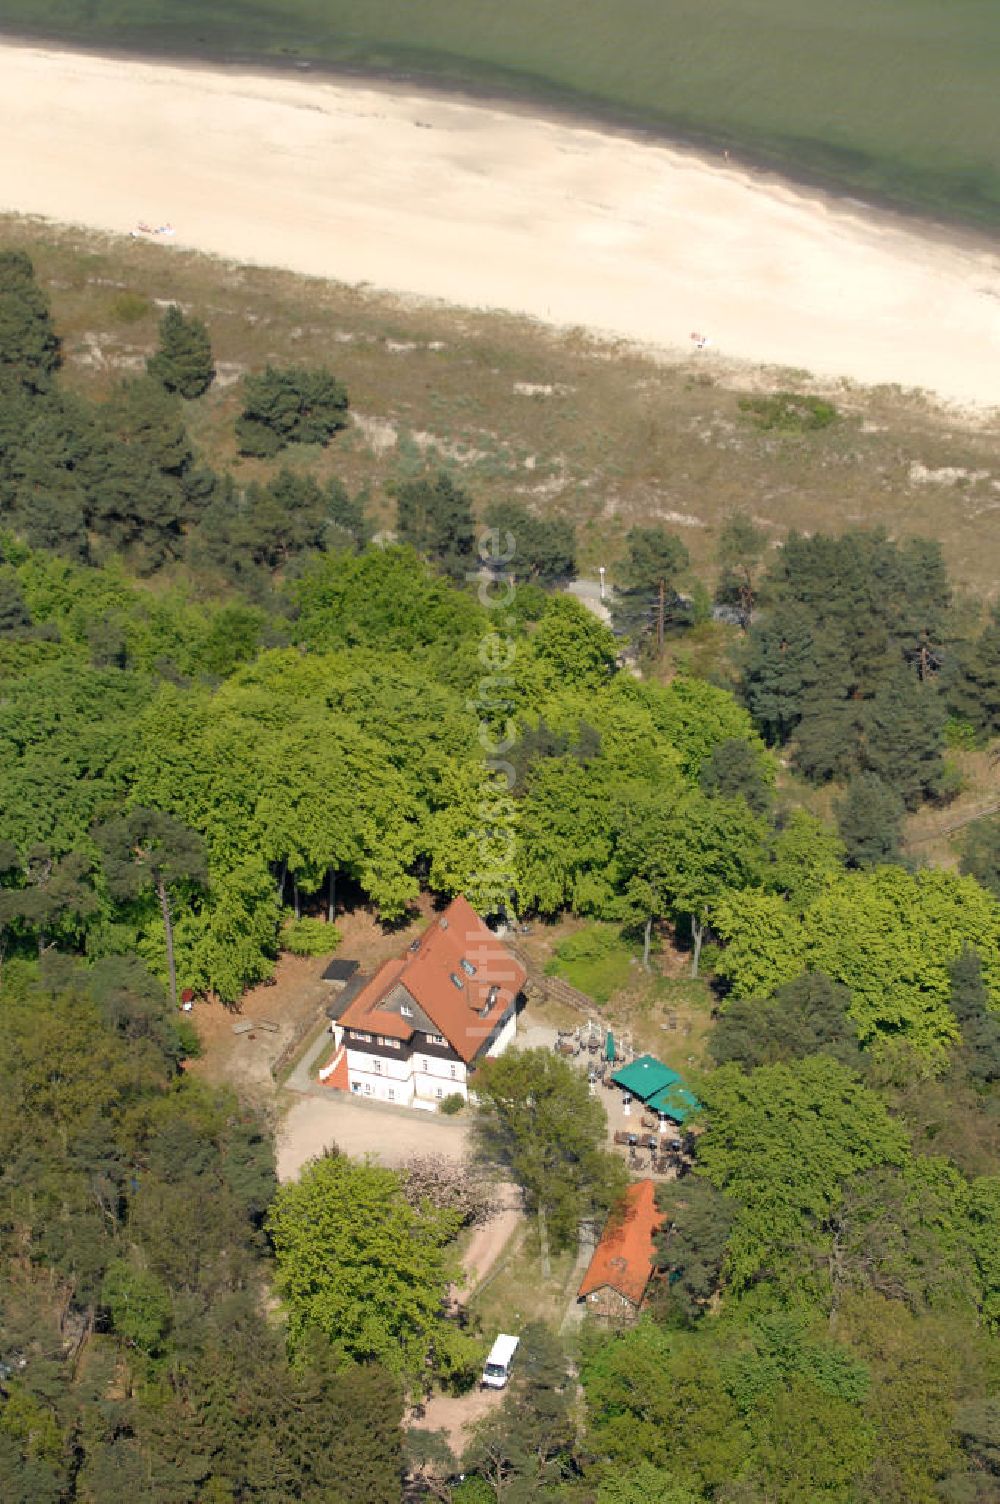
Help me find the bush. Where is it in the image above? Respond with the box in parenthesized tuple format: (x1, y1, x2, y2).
(282, 916, 341, 956)
(944, 716, 978, 750)
(173, 1017, 202, 1060)
(111, 291, 151, 324)
(438, 1093, 466, 1117)
(738, 392, 838, 432)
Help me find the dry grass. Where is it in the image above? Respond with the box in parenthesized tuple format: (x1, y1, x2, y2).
(904, 748, 1000, 868)
(469, 1222, 578, 1337)
(5, 213, 1000, 596)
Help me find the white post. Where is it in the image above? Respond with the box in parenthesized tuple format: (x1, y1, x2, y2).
(598, 566, 606, 600)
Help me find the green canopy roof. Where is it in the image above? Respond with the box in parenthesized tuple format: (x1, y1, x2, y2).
(647, 1082, 702, 1123)
(610, 1054, 679, 1102)
(605, 1031, 615, 1063)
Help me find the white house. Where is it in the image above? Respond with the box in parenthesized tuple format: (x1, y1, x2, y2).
(318, 895, 527, 1110)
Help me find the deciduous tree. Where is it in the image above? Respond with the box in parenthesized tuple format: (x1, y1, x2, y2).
(266, 1151, 474, 1387)
(472, 1048, 626, 1272)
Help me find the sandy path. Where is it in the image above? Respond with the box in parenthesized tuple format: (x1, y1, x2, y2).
(2, 41, 999, 406)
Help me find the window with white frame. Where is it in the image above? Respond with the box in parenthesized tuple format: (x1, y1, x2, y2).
(373, 1060, 381, 1073)
(426, 1033, 445, 1046)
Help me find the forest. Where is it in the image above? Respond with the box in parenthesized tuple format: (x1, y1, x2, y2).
(4, 247, 1000, 1501)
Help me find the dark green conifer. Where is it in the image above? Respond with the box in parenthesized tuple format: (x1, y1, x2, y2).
(147, 303, 215, 398)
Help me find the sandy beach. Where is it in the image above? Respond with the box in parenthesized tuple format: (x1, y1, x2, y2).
(2, 40, 999, 407)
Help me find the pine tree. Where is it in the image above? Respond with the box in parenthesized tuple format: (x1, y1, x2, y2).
(235, 364, 349, 456)
(949, 945, 1000, 1085)
(93, 808, 207, 1010)
(946, 606, 1000, 737)
(611, 524, 690, 650)
(0, 567, 31, 634)
(0, 249, 60, 392)
(862, 671, 946, 807)
(395, 469, 476, 581)
(959, 815, 1000, 899)
(698, 737, 772, 813)
(716, 509, 768, 627)
(147, 303, 215, 398)
(740, 602, 818, 745)
(835, 772, 905, 868)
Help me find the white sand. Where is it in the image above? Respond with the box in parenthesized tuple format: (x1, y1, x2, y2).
(2, 40, 1000, 407)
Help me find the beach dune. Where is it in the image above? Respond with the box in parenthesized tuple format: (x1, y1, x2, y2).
(2, 41, 999, 407)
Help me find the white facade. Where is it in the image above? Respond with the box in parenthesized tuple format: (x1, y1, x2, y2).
(485, 1009, 517, 1058)
(326, 998, 519, 1113)
(341, 1033, 471, 1110)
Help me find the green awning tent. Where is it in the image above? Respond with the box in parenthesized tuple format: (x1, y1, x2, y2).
(610, 1054, 680, 1102)
(605, 1031, 615, 1063)
(647, 1082, 702, 1124)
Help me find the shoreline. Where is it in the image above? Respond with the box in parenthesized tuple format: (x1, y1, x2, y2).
(2, 38, 999, 409)
(1, 23, 998, 251)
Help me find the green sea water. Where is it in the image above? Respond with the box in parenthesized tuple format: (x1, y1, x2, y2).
(3, 0, 999, 229)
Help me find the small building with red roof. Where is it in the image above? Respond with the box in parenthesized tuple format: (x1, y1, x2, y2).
(577, 1179, 663, 1323)
(318, 895, 526, 1110)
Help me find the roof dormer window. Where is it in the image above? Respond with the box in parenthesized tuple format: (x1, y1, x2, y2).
(449, 973, 464, 990)
(460, 959, 477, 977)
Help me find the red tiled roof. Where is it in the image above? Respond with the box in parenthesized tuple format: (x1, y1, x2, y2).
(338, 896, 527, 1063)
(578, 1180, 663, 1306)
(321, 1045, 349, 1091)
(338, 957, 412, 1039)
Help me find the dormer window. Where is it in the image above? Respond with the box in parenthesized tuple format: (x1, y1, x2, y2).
(449, 973, 464, 990)
(460, 959, 477, 977)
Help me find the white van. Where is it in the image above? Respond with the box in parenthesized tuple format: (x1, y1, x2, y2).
(482, 1333, 519, 1389)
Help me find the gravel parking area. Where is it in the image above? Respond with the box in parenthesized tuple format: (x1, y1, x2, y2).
(276, 1093, 472, 1181)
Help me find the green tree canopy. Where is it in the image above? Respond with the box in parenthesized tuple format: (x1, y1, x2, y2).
(472, 1048, 627, 1266)
(266, 1151, 475, 1387)
(611, 524, 690, 650)
(147, 302, 215, 398)
(716, 866, 1000, 1054)
(395, 468, 476, 582)
(697, 1056, 909, 1290)
(835, 772, 906, 868)
(0, 250, 60, 392)
(235, 363, 349, 456)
